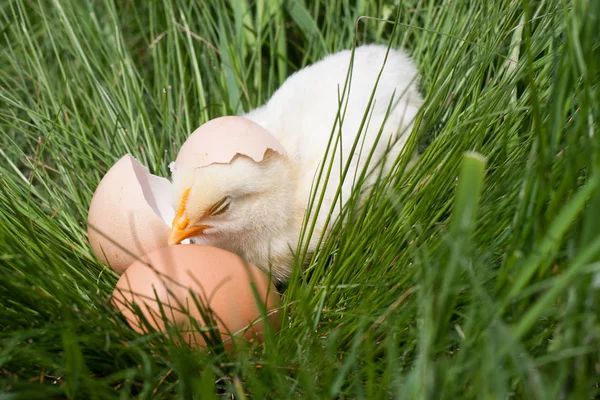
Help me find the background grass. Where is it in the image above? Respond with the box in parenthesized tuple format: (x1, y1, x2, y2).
(1, 0, 599, 398)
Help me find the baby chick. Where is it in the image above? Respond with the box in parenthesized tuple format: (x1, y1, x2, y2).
(169, 44, 423, 285)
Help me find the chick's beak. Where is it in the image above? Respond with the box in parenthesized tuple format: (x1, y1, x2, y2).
(168, 188, 209, 245)
(168, 215, 208, 245)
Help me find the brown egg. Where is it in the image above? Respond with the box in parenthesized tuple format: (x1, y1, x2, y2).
(87, 155, 174, 274)
(173, 116, 286, 170)
(112, 244, 281, 349)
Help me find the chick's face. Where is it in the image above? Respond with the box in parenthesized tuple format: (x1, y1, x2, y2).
(168, 153, 291, 246)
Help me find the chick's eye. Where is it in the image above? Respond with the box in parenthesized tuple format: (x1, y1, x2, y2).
(209, 197, 230, 216)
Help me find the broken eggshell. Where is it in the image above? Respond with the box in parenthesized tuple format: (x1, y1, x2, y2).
(112, 244, 282, 350)
(172, 116, 286, 171)
(87, 154, 175, 274)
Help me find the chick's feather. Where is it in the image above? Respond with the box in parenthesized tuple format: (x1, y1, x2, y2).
(241, 44, 423, 281)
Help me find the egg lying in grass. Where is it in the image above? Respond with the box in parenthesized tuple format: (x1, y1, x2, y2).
(112, 244, 281, 349)
(87, 155, 175, 274)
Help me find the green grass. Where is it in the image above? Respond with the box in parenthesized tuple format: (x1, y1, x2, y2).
(1, 0, 599, 398)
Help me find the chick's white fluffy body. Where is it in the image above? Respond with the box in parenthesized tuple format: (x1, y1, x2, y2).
(173, 45, 423, 284)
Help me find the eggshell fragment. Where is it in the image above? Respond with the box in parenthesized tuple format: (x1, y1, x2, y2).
(174, 116, 286, 170)
(87, 155, 174, 274)
(112, 244, 281, 349)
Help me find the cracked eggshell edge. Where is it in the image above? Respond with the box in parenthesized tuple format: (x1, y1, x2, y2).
(87, 154, 176, 274)
(172, 116, 286, 172)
